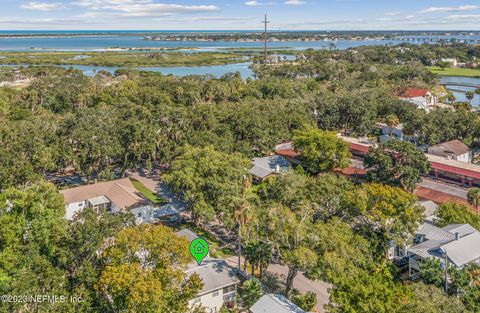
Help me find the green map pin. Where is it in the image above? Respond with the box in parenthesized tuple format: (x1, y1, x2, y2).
(190, 238, 209, 265)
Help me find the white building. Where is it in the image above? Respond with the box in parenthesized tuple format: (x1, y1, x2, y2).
(398, 88, 438, 112)
(187, 259, 239, 313)
(250, 155, 291, 182)
(250, 294, 306, 313)
(59, 178, 155, 224)
(428, 140, 473, 163)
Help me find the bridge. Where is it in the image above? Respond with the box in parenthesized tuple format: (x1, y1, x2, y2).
(440, 83, 480, 89)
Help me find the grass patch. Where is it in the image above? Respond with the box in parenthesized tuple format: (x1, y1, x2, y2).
(130, 178, 166, 205)
(429, 66, 480, 78)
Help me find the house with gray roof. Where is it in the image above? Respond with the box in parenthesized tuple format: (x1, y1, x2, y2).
(250, 155, 290, 182)
(407, 223, 480, 279)
(250, 294, 306, 313)
(187, 258, 238, 313)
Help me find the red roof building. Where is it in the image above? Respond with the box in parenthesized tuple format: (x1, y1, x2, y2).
(398, 88, 431, 98)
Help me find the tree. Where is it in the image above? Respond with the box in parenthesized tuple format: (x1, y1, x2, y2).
(436, 61, 450, 71)
(467, 188, 480, 215)
(364, 140, 430, 192)
(405, 282, 470, 313)
(475, 87, 480, 107)
(240, 279, 263, 308)
(419, 258, 444, 287)
(385, 114, 400, 136)
(163, 145, 251, 226)
(465, 91, 475, 104)
(291, 291, 317, 311)
(348, 183, 424, 257)
(293, 127, 351, 173)
(97, 224, 203, 313)
(436, 202, 480, 230)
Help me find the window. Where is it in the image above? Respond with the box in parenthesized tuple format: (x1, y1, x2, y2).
(137, 212, 142, 217)
(222, 285, 235, 294)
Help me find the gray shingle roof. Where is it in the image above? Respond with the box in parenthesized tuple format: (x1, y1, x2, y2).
(250, 155, 290, 179)
(186, 259, 238, 296)
(417, 222, 455, 241)
(250, 294, 306, 313)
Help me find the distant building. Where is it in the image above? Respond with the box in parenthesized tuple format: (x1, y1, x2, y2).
(428, 140, 472, 163)
(407, 223, 480, 279)
(187, 259, 239, 313)
(250, 294, 306, 313)
(397, 88, 437, 112)
(60, 178, 154, 224)
(380, 123, 405, 142)
(275, 142, 302, 165)
(440, 58, 458, 67)
(250, 155, 291, 182)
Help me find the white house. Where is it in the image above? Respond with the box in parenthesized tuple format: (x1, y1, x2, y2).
(397, 88, 437, 112)
(250, 294, 306, 313)
(187, 259, 239, 313)
(59, 178, 155, 224)
(407, 223, 480, 279)
(440, 58, 458, 67)
(427, 140, 473, 163)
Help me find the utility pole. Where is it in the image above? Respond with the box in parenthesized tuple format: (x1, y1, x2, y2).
(262, 14, 270, 63)
(444, 250, 449, 294)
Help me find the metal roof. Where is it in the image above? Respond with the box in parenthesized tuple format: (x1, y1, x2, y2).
(250, 155, 290, 179)
(441, 224, 478, 237)
(417, 222, 455, 241)
(440, 232, 480, 267)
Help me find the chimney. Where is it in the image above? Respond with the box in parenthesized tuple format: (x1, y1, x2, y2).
(455, 232, 460, 241)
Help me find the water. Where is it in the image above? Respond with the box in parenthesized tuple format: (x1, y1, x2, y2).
(440, 76, 480, 106)
(0, 33, 452, 52)
(3, 62, 255, 79)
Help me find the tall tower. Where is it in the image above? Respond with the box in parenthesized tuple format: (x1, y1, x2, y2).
(262, 14, 270, 63)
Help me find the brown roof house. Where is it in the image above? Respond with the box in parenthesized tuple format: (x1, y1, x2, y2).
(60, 178, 154, 224)
(428, 140, 472, 163)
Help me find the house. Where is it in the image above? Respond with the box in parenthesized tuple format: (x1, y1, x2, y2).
(427, 140, 472, 163)
(440, 58, 458, 67)
(250, 294, 306, 313)
(176, 229, 210, 258)
(275, 142, 302, 165)
(187, 259, 239, 313)
(397, 88, 437, 112)
(407, 223, 480, 279)
(250, 155, 291, 182)
(380, 123, 405, 142)
(59, 178, 155, 224)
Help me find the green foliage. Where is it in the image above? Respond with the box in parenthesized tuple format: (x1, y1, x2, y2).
(163, 145, 251, 226)
(97, 224, 203, 313)
(364, 140, 430, 192)
(240, 279, 263, 308)
(436, 202, 480, 230)
(293, 127, 351, 173)
(419, 258, 444, 287)
(291, 291, 317, 311)
(405, 282, 470, 313)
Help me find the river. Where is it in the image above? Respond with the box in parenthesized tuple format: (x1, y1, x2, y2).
(440, 76, 480, 106)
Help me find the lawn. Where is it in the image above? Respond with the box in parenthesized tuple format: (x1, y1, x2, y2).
(429, 66, 480, 78)
(130, 178, 166, 205)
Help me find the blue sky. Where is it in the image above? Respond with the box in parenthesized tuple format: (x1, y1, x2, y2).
(1, 0, 480, 30)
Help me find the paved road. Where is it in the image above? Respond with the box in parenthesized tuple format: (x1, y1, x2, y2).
(226, 256, 330, 313)
(419, 178, 468, 199)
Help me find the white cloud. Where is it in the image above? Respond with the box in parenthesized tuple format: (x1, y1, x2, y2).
(20, 1, 66, 11)
(285, 0, 305, 5)
(446, 14, 480, 20)
(419, 5, 480, 14)
(244, 1, 274, 6)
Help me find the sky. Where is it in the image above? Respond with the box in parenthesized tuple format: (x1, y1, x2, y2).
(1, 0, 480, 30)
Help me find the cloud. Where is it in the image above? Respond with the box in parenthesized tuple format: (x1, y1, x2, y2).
(419, 5, 480, 14)
(20, 1, 66, 11)
(285, 0, 305, 5)
(244, 1, 274, 6)
(446, 14, 480, 20)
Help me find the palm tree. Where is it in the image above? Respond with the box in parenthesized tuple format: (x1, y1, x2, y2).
(467, 188, 480, 215)
(447, 94, 456, 105)
(244, 242, 260, 275)
(475, 87, 480, 107)
(385, 114, 400, 137)
(466, 91, 475, 104)
(257, 241, 272, 279)
(240, 279, 264, 308)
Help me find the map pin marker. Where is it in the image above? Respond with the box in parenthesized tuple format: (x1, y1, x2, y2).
(190, 237, 209, 265)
